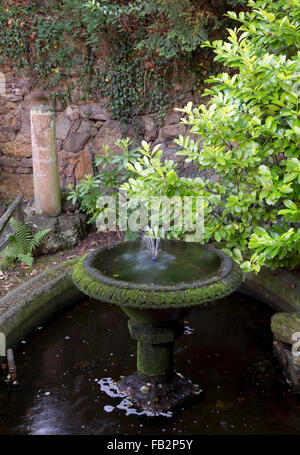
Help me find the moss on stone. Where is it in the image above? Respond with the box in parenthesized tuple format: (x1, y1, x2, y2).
(127, 319, 182, 376)
(271, 312, 300, 345)
(137, 341, 174, 376)
(72, 247, 244, 309)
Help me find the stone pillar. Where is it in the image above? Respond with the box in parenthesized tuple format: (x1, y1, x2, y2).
(128, 319, 180, 377)
(117, 318, 201, 413)
(31, 106, 61, 217)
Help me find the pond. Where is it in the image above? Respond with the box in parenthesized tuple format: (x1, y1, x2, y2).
(0, 293, 299, 435)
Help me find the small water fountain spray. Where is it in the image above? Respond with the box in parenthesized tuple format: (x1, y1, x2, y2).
(142, 226, 162, 261)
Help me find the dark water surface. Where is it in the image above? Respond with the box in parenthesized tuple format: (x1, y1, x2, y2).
(93, 240, 221, 285)
(0, 293, 300, 435)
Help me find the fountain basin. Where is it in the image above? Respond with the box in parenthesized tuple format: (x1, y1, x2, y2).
(72, 240, 243, 311)
(72, 240, 244, 412)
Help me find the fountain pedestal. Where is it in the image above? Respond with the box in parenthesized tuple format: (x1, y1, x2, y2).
(117, 318, 201, 413)
(130, 319, 181, 376)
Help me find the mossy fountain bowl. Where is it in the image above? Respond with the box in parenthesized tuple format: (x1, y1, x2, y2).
(73, 240, 244, 413)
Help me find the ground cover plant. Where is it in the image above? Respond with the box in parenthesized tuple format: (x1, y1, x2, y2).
(0, 218, 50, 269)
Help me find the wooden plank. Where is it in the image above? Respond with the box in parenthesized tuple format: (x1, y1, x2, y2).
(0, 194, 24, 237)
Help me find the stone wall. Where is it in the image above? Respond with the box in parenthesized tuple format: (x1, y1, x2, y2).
(0, 62, 198, 201)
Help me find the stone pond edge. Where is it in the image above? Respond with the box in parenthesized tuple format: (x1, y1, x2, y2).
(0, 258, 85, 349)
(242, 268, 300, 314)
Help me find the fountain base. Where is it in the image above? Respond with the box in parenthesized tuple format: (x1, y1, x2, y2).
(116, 317, 203, 412)
(118, 372, 202, 414)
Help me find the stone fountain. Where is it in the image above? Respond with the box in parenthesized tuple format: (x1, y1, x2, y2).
(73, 239, 243, 413)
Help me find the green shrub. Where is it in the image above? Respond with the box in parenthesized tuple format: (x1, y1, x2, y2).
(123, 0, 300, 273)
(66, 174, 104, 222)
(66, 138, 139, 223)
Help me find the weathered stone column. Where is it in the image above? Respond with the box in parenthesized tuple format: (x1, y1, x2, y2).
(117, 318, 201, 413)
(31, 106, 61, 217)
(128, 319, 180, 377)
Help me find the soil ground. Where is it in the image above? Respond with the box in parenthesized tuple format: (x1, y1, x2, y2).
(0, 229, 121, 298)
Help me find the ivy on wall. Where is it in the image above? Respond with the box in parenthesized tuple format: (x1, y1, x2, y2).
(0, 0, 247, 125)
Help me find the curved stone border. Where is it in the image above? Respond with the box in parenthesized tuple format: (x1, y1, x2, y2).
(242, 268, 300, 393)
(242, 268, 300, 313)
(0, 259, 84, 349)
(72, 244, 244, 309)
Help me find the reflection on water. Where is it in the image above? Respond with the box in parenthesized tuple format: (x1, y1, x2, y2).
(0, 294, 300, 435)
(99, 378, 173, 418)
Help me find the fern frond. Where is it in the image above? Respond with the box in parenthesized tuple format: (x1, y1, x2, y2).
(9, 218, 33, 254)
(6, 233, 17, 243)
(0, 245, 19, 260)
(31, 228, 51, 249)
(1, 218, 51, 269)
